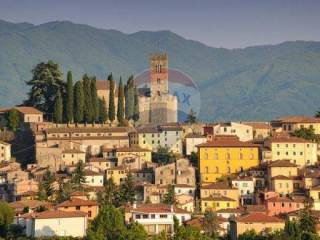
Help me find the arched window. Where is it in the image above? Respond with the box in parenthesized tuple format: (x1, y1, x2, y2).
(215, 167, 219, 173)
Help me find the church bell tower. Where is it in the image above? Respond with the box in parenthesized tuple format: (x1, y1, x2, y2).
(150, 53, 169, 96)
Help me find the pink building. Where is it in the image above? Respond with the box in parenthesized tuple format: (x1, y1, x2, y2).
(15, 179, 39, 196)
(266, 196, 305, 216)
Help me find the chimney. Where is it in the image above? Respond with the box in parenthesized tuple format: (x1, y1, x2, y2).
(133, 202, 137, 209)
(170, 205, 174, 213)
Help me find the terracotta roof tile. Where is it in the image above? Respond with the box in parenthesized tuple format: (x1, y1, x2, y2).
(201, 182, 236, 190)
(197, 137, 259, 148)
(56, 198, 97, 208)
(33, 210, 87, 219)
(236, 212, 284, 223)
(268, 160, 298, 168)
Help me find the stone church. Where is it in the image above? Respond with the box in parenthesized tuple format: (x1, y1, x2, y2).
(96, 53, 177, 124)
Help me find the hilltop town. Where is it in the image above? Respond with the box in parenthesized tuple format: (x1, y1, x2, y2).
(1, 54, 320, 240)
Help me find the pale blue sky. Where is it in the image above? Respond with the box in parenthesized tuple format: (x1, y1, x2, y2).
(1, 0, 320, 48)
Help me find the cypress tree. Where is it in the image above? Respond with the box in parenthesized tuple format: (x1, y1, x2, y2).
(117, 77, 125, 123)
(54, 90, 63, 123)
(66, 71, 74, 123)
(125, 75, 134, 120)
(74, 81, 84, 123)
(83, 74, 93, 123)
(91, 77, 99, 122)
(133, 86, 139, 122)
(99, 98, 108, 123)
(108, 74, 115, 122)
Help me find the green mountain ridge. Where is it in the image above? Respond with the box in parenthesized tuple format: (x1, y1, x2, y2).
(1, 20, 320, 121)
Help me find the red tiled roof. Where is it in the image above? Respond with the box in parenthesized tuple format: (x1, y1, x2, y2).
(197, 137, 259, 148)
(271, 136, 311, 143)
(236, 212, 284, 223)
(84, 170, 103, 176)
(96, 80, 109, 90)
(242, 122, 271, 130)
(33, 210, 87, 219)
(268, 160, 298, 168)
(56, 198, 97, 208)
(277, 115, 320, 124)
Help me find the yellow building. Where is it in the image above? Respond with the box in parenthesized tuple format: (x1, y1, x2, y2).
(270, 175, 302, 196)
(264, 136, 318, 167)
(275, 115, 320, 134)
(200, 182, 239, 200)
(197, 136, 260, 183)
(309, 185, 320, 210)
(105, 166, 128, 185)
(201, 195, 238, 212)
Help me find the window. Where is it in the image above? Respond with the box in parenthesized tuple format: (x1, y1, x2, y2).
(205, 153, 208, 160)
(88, 211, 92, 217)
(227, 203, 230, 207)
(135, 214, 141, 219)
(239, 153, 243, 160)
(151, 214, 155, 219)
(226, 153, 230, 160)
(143, 214, 148, 219)
(215, 167, 219, 173)
(205, 166, 209, 174)
(277, 152, 280, 156)
(160, 214, 167, 218)
(76, 206, 80, 210)
(157, 78, 161, 84)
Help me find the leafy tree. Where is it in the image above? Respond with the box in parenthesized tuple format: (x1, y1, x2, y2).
(284, 219, 300, 239)
(66, 71, 74, 123)
(292, 126, 318, 141)
(152, 231, 169, 240)
(91, 77, 99, 122)
(98, 98, 108, 123)
(87, 204, 126, 240)
(125, 75, 134, 120)
(108, 74, 116, 122)
(0, 201, 14, 237)
(202, 209, 219, 239)
(71, 161, 86, 188)
(299, 209, 316, 234)
(117, 78, 125, 123)
(153, 147, 177, 164)
(133, 86, 140, 122)
(162, 185, 177, 205)
(315, 110, 320, 118)
(25, 60, 65, 115)
(185, 108, 197, 124)
(83, 74, 94, 122)
(238, 230, 267, 240)
(99, 178, 118, 206)
(54, 90, 63, 123)
(126, 222, 148, 240)
(119, 172, 135, 205)
(7, 108, 19, 131)
(188, 151, 198, 167)
(38, 170, 55, 200)
(74, 80, 85, 123)
(56, 180, 73, 203)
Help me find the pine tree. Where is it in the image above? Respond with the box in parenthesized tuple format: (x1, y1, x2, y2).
(133, 86, 139, 122)
(119, 172, 135, 205)
(38, 170, 55, 200)
(125, 76, 134, 120)
(91, 77, 99, 122)
(71, 161, 86, 189)
(185, 108, 197, 123)
(74, 81, 84, 123)
(162, 184, 177, 205)
(117, 77, 125, 123)
(108, 74, 116, 122)
(83, 74, 93, 123)
(54, 90, 63, 123)
(98, 98, 108, 123)
(66, 71, 74, 123)
(7, 108, 19, 131)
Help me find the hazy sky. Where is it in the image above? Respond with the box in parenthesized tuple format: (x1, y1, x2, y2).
(1, 0, 320, 48)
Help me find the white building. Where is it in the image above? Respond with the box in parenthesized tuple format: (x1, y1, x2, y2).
(84, 170, 104, 187)
(0, 141, 11, 161)
(130, 124, 183, 154)
(232, 177, 255, 205)
(184, 133, 207, 155)
(22, 210, 87, 238)
(210, 122, 253, 142)
(125, 203, 191, 235)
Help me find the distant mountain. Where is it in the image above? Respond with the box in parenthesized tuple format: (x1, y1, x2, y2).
(1, 20, 320, 121)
